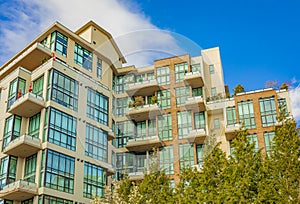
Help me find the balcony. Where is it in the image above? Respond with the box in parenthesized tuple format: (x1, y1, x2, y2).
(225, 124, 242, 140)
(8, 92, 45, 118)
(126, 80, 160, 96)
(126, 104, 161, 122)
(0, 42, 52, 80)
(184, 71, 204, 88)
(0, 180, 38, 201)
(128, 171, 145, 181)
(3, 135, 42, 157)
(126, 135, 162, 152)
(186, 129, 207, 144)
(185, 96, 206, 112)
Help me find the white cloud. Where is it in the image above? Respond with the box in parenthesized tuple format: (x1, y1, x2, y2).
(289, 85, 300, 122)
(0, 0, 199, 67)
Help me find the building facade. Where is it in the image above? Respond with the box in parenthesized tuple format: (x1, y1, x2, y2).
(0, 21, 291, 203)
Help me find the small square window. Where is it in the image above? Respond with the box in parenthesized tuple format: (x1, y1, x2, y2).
(214, 118, 220, 129)
(209, 65, 214, 74)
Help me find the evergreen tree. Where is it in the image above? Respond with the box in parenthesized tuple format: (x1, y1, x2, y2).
(258, 116, 300, 203)
(222, 128, 262, 203)
(176, 142, 228, 203)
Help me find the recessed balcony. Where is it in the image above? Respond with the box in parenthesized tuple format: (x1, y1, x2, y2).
(126, 135, 162, 152)
(128, 171, 145, 181)
(186, 129, 207, 144)
(8, 92, 45, 118)
(3, 135, 42, 157)
(126, 104, 162, 122)
(185, 96, 206, 112)
(0, 180, 38, 201)
(184, 71, 204, 88)
(225, 124, 242, 140)
(126, 80, 160, 96)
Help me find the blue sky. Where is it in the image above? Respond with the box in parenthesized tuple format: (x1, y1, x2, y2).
(137, 0, 300, 91)
(0, 0, 299, 121)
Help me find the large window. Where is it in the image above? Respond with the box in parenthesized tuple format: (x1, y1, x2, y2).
(157, 89, 171, 109)
(177, 111, 192, 139)
(0, 156, 17, 189)
(97, 57, 102, 78)
(50, 31, 68, 57)
(179, 143, 194, 170)
(194, 112, 205, 129)
(41, 150, 75, 193)
(115, 152, 147, 179)
(192, 87, 202, 97)
(83, 162, 106, 199)
(45, 107, 77, 150)
(2, 115, 22, 150)
(226, 107, 237, 125)
(74, 43, 93, 71)
(85, 123, 107, 162)
(238, 100, 256, 129)
(114, 74, 134, 94)
(24, 154, 37, 182)
(264, 131, 275, 155)
(87, 88, 109, 125)
(175, 86, 190, 106)
(175, 62, 188, 82)
(7, 77, 26, 109)
(32, 75, 44, 97)
(159, 146, 174, 174)
(116, 153, 134, 176)
(158, 113, 172, 141)
(259, 97, 277, 127)
(247, 134, 258, 152)
(28, 113, 40, 138)
(191, 64, 201, 72)
(156, 66, 170, 85)
(38, 195, 73, 204)
(48, 69, 78, 111)
(136, 121, 146, 139)
(115, 97, 128, 117)
(116, 121, 134, 148)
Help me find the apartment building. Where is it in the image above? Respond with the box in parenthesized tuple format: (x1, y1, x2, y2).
(0, 20, 291, 203)
(112, 50, 291, 184)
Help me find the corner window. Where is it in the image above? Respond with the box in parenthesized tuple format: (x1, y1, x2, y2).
(50, 31, 68, 57)
(74, 43, 93, 71)
(7, 77, 26, 110)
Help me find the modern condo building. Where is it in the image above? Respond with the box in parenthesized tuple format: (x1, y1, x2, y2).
(0, 21, 291, 203)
